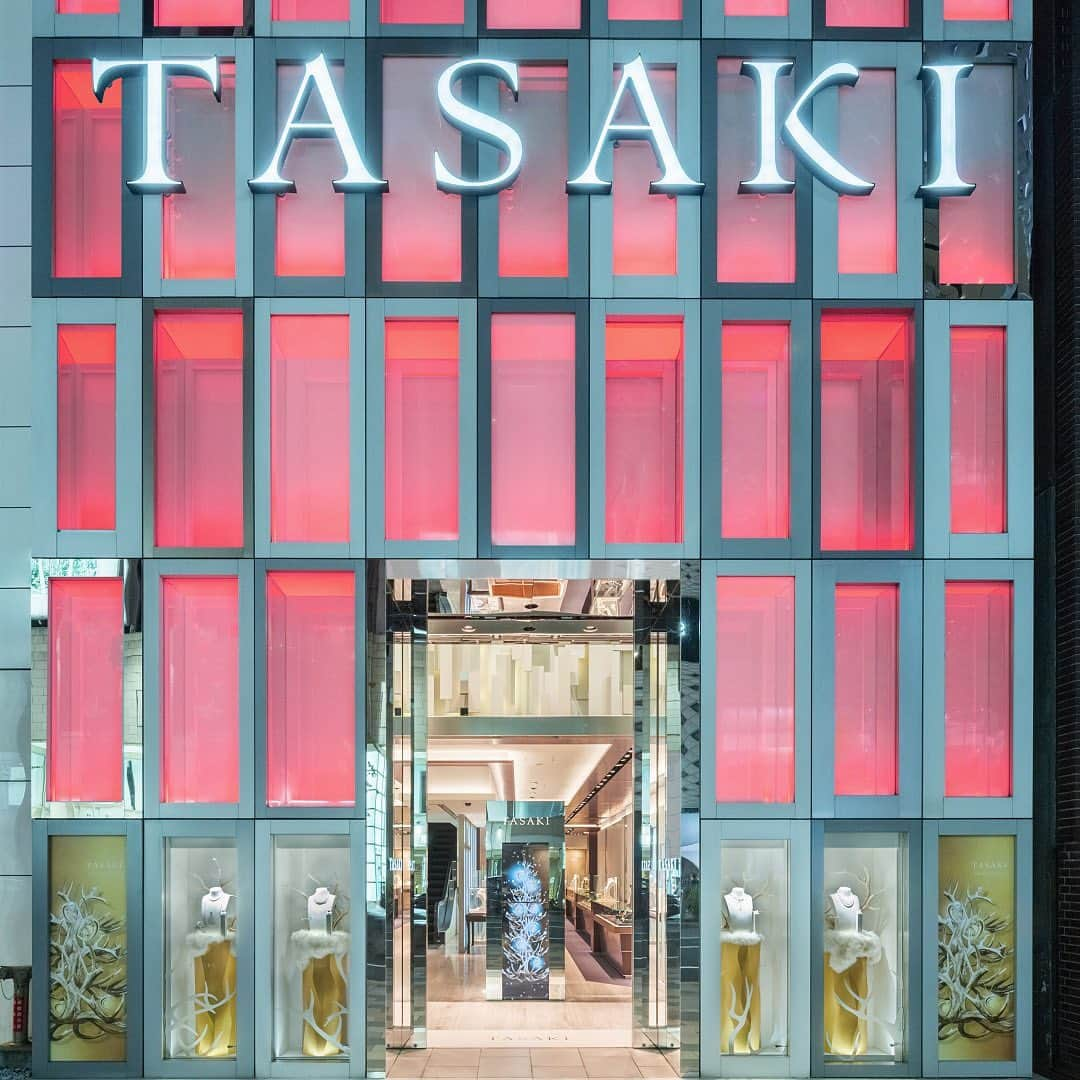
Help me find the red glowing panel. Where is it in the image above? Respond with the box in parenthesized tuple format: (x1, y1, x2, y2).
(833, 584, 899, 797)
(53, 61, 121, 279)
(939, 65, 1014, 286)
(714, 576, 796, 804)
(275, 62, 346, 278)
(612, 66, 678, 278)
(270, 315, 350, 544)
(163, 64, 236, 281)
(384, 319, 459, 541)
(57, 325, 116, 532)
(498, 66, 569, 280)
(154, 0, 245, 25)
(609, 0, 681, 18)
(715, 60, 795, 284)
(945, 0, 1010, 17)
(605, 317, 684, 545)
(726, 0, 787, 12)
(266, 571, 356, 808)
(721, 322, 790, 540)
(154, 310, 245, 549)
(380, 0, 463, 24)
(382, 57, 462, 282)
(838, 70, 896, 275)
(945, 582, 1012, 797)
(487, 0, 580, 28)
(951, 327, 1007, 534)
(58, 0, 119, 10)
(820, 310, 914, 552)
(160, 576, 240, 805)
(273, 0, 350, 17)
(490, 314, 576, 547)
(47, 577, 123, 803)
(825, 0, 907, 26)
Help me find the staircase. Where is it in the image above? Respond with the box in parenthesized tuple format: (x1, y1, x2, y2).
(427, 822, 458, 944)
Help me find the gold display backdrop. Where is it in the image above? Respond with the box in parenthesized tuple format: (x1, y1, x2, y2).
(937, 835, 1016, 1062)
(48, 834, 129, 1062)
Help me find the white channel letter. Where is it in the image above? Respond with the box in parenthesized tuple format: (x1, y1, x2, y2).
(434, 58, 523, 195)
(248, 53, 387, 194)
(737, 59, 796, 195)
(919, 63, 976, 199)
(566, 54, 703, 195)
(92, 57, 221, 194)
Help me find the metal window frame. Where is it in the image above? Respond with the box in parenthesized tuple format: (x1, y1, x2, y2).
(142, 297, 255, 557)
(923, 0, 1032, 41)
(589, 298, 700, 558)
(476, 37, 590, 298)
(920, 819, 1032, 1078)
(32, 819, 145, 1079)
(252, 38, 367, 297)
(700, 559, 812, 819)
(365, 298, 478, 556)
(699, 818, 812, 1077)
(701, 299, 812, 558)
(701, 0, 811, 38)
(254, 0, 366, 35)
(587, 39, 702, 299)
(924, 301, 1033, 559)
(700, 39, 812, 299)
(142, 819, 256, 1078)
(253, 559, 367, 818)
(588, 0, 701, 38)
(366, 0, 477, 36)
(34, 0, 143, 36)
(922, 558, 1033, 820)
(32, 299, 142, 558)
(477, 0, 589, 37)
(142, 558, 256, 819)
(32, 36, 144, 298)
(141, 0, 255, 36)
(811, 0, 922, 40)
(477, 299, 590, 557)
(254, 299, 366, 556)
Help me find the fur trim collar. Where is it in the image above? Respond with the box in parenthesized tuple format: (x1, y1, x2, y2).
(824, 928, 882, 973)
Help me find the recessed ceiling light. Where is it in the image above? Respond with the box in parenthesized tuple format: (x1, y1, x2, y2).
(522, 625, 536, 632)
(525, 603, 538, 610)
(584, 625, 598, 633)
(463, 625, 476, 633)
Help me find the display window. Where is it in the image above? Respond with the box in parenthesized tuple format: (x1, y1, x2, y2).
(483, 0, 582, 30)
(591, 0, 700, 35)
(701, 0, 812, 36)
(824, 0, 906, 27)
(151, 0, 249, 28)
(59, 0, 121, 10)
(273, 0, 350, 17)
(924, 0, 1030, 39)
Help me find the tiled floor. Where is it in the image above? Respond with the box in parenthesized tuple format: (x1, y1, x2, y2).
(386, 1046, 678, 1078)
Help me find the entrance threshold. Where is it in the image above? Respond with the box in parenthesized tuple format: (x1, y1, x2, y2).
(386, 1045, 679, 1078)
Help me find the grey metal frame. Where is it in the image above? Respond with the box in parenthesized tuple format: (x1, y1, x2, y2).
(365, 0, 477, 36)
(254, 0, 366, 35)
(589, 0, 701, 38)
(33, 0, 143, 36)
(142, 559, 256, 819)
(923, 0, 1032, 41)
(701, 0, 811, 38)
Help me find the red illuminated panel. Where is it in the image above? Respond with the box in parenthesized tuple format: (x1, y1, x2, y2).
(490, 314, 576, 547)
(58, 0, 119, 10)
(154, 0, 245, 25)
(833, 584, 899, 796)
(486, 0, 580, 28)
(160, 576, 240, 805)
(498, 65, 569, 280)
(266, 571, 355, 807)
(382, 57, 461, 283)
(270, 315, 350, 544)
(605, 317, 683, 545)
(714, 577, 796, 803)
(612, 66, 677, 278)
(715, 60, 795, 284)
(57, 326, 116, 532)
(275, 62, 346, 278)
(825, 0, 907, 26)
(951, 327, 1007, 534)
(820, 310, 914, 552)
(380, 0, 464, 23)
(609, 0, 681, 18)
(945, 0, 1010, 17)
(726, 0, 787, 12)
(53, 61, 121, 279)
(47, 577, 123, 803)
(838, 70, 896, 275)
(273, 0, 350, 17)
(163, 64, 236, 281)
(154, 310, 245, 549)
(939, 65, 1014, 286)
(721, 322, 790, 540)
(945, 581, 1013, 797)
(384, 319, 459, 541)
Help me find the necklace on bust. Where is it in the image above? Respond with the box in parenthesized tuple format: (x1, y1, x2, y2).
(837, 891, 856, 909)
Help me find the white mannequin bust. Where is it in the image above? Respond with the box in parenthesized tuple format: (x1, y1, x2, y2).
(830, 886, 862, 933)
(200, 885, 231, 929)
(307, 886, 336, 933)
(722, 886, 758, 934)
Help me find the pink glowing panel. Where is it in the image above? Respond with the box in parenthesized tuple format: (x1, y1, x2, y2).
(382, 57, 462, 282)
(384, 319, 459, 541)
(721, 322, 790, 540)
(945, 0, 1010, 17)
(820, 310, 914, 552)
(714, 577, 796, 803)
(380, 0, 463, 24)
(58, 0, 119, 11)
(838, 70, 896, 276)
(273, 0, 350, 17)
(163, 64, 236, 281)
(951, 327, 1007, 534)
(154, 0, 245, 25)
(154, 310, 245, 549)
(825, 0, 907, 26)
(490, 314, 576, 547)
(945, 582, 1013, 797)
(726, 0, 787, 12)
(275, 62, 346, 278)
(160, 576, 240, 805)
(270, 315, 351, 544)
(715, 59, 795, 284)
(833, 584, 899, 797)
(605, 317, 684, 545)
(47, 577, 123, 803)
(487, 0, 580, 28)
(266, 571, 356, 807)
(53, 61, 122, 279)
(57, 325, 116, 532)
(612, 66, 678, 278)
(498, 66, 569, 279)
(609, 0, 681, 18)
(939, 65, 1014, 286)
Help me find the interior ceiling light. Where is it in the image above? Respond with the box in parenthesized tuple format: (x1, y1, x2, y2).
(462, 624, 476, 632)
(584, 624, 598, 633)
